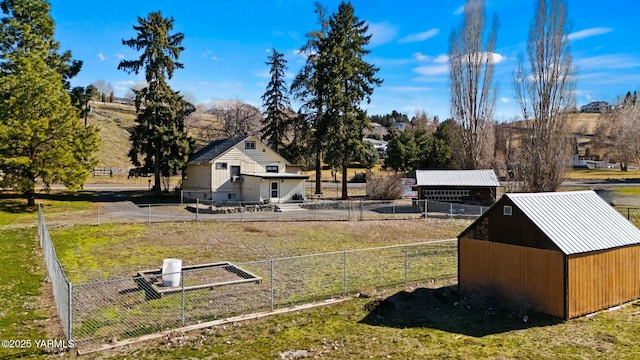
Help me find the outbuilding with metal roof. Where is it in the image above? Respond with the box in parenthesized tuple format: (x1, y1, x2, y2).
(458, 190, 640, 319)
(414, 169, 501, 205)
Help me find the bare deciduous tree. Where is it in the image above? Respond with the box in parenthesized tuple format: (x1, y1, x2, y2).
(448, 0, 498, 170)
(596, 100, 640, 171)
(513, 0, 575, 192)
(209, 100, 263, 138)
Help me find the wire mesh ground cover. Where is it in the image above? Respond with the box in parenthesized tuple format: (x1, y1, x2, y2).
(70, 240, 458, 347)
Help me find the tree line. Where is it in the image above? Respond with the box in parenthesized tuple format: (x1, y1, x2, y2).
(0, 0, 632, 205)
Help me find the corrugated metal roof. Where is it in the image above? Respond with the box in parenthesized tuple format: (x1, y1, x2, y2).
(507, 191, 640, 255)
(415, 170, 501, 187)
(188, 135, 250, 164)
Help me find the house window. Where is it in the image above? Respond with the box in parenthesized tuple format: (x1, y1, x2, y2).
(215, 162, 227, 170)
(503, 205, 512, 216)
(245, 141, 256, 150)
(228, 193, 237, 200)
(266, 165, 278, 173)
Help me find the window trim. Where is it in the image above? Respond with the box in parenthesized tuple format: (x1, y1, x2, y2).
(215, 162, 228, 170)
(265, 165, 278, 173)
(245, 141, 256, 150)
(503, 205, 512, 216)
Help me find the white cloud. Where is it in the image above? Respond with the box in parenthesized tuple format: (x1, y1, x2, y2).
(211, 56, 218, 61)
(413, 52, 431, 61)
(117, 54, 125, 59)
(568, 27, 614, 41)
(452, 52, 506, 64)
(414, 64, 449, 76)
(113, 80, 135, 91)
(367, 21, 399, 47)
(97, 53, 106, 61)
(499, 97, 510, 104)
(398, 28, 439, 44)
(576, 54, 640, 70)
(434, 54, 449, 63)
(454, 5, 465, 15)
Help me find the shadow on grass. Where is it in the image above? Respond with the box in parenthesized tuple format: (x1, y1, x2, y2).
(359, 285, 562, 337)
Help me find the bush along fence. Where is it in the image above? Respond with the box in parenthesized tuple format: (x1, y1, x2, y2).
(92, 198, 490, 225)
(38, 207, 458, 350)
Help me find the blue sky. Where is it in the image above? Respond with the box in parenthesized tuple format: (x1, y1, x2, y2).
(49, 0, 640, 121)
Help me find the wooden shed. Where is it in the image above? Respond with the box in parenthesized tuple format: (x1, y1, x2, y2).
(458, 190, 640, 319)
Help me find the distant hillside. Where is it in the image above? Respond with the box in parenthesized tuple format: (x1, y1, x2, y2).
(498, 112, 611, 159)
(87, 101, 223, 171)
(88, 102, 613, 172)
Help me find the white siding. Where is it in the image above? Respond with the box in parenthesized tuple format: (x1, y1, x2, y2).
(183, 164, 212, 190)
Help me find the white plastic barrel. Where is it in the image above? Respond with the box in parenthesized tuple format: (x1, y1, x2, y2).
(161, 258, 182, 287)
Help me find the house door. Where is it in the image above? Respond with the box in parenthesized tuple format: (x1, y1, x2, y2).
(270, 181, 279, 199)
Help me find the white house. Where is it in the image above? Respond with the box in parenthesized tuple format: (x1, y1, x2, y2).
(182, 135, 308, 204)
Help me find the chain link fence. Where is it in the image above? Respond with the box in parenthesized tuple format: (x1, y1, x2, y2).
(93, 199, 489, 224)
(38, 205, 72, 340)
(70, 240, 457, 348)
(38, 206, 458, 349)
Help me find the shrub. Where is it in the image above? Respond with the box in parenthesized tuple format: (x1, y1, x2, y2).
(366, 172, 404, 200)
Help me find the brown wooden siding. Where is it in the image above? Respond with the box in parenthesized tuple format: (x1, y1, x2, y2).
(568, 245, 640, 318)
(459, 237, 565, 318)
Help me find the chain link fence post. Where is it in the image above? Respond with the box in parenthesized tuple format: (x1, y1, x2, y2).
(343, 250, 347, 295)
(404, 245, 409, 288)
(68, 283, 73, 342)
(97, 204, 100, 225)
(181, 271, 185, 327)
(196, 198, 199, 222)
(270, 259, 274, 311)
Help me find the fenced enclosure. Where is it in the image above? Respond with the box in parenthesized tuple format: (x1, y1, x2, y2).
(93, 198, 489, 225)
(37, 206, 458, 349)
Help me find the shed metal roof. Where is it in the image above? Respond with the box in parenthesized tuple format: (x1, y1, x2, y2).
(415, 170, 500, 187)
(506, 191, 640, 255)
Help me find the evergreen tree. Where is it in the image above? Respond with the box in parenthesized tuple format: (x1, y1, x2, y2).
(0, 0, 81, 87)
(291, 2, 329, 194)
(69, 84, 98, 126)
(0, 0, 99, 206)
(261, 49, 292, 152)
(118, 11, 194, 195)
(320, 1, 382, 199)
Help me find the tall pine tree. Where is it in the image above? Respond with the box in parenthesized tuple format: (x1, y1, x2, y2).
(261, 49, 292, 153)
(118, 11, 194, 195)
(0, 0, 99, 206)
(320, 1, 382, 199)
(292, 2, 329, 194)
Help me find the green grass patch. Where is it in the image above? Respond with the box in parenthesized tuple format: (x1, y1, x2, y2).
(611, 187, 640, 196)
(0, 228, 53, 358)
(565, 168, 640, 180)
(90, 294, 640, 359)
(0, 191, 95, 226)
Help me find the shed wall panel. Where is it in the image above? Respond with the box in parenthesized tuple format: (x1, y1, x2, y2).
(568, 245, 640, 318)
(459, 238, 565, 318)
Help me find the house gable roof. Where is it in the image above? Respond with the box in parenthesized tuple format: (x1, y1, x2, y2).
(188, 135, 250, 164)
(461, 190, 640, 255)
(188, 135, 292, 166)
(415, 169, 500, 187)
